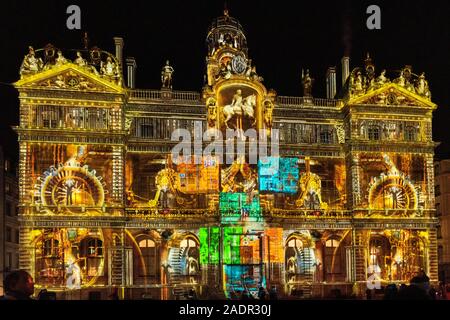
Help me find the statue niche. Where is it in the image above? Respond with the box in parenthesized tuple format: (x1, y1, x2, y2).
(219, 86, 258, 131)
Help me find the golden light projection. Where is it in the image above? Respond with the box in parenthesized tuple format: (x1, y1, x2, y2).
(32, 228, 105, 289)
(367, 230, 427, 282)
(368, 154, 419, 210)
(35, 158, 105, 214)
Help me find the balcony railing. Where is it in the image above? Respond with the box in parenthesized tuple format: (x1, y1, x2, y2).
(129, 89, 201, 102)
(270, 209, 351, 219)
(125, 208, 216, 218)
(352, 209, 434, 218)
(277, 96, 342, 108)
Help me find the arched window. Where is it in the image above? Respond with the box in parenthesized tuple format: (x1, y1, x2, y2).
(138, 237, 157, 276)
(180, 239, 197, 248)
(325, 238, 341, 275)
(179, 237, 200, 278)
(287, 238, 303, 249)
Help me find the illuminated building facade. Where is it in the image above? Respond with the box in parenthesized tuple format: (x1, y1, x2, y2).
(14, 11, 438, 299)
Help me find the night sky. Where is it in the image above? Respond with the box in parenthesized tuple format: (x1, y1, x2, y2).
(0, 0, 449, 161)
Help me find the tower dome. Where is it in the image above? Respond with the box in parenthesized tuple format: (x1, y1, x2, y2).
(206, 8, 248, 58)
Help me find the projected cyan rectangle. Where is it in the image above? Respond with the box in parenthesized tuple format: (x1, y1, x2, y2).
(258, 157, 299, 193)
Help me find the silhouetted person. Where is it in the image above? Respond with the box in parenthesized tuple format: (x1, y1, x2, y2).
(109, 287, 119, 300)
(410, 269, 430, 294)
(383, 284, 398, 300)
(1, 270, 35, 300)
(188, 289, 198, 300)
(428, 287, 437, 300)
(365, 289, 372, 300)
(397, 284, 430, 300)
(269, 286, 278, 300)
(241, 289, 251, 300)
(258, 287, 267, 300)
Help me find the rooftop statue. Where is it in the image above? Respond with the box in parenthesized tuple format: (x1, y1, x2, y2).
(394, 70, 406, 87)
(101, 56, 119, 77)
(161, 60, 174, 89)
(20, 46, 43, 76)
(302, 69, 314, 97)
(74, 51, 87, 67)
(55, 50, 68, 66)
(376, 69, 389, 86)
(415, 72, 431, 99)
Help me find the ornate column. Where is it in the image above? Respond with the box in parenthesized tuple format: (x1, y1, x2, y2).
(18, 142, 32, 211)
(428, 228, 439, 284)
(352, 153, 362, 207)
(112, 146, 125, 205)
(425, 154, 435, 209)
(347, 152, 361, 209)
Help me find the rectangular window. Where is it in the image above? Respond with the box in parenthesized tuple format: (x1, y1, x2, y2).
(405, 128, 416, 141)
(6, 253, 12, 270)
(140, 124, 154, 138)
(15, 229, 20, 244)
(320, 131, 331, 144)
(5, 182, 11, 194)
(6, 227, 12, 242)
(435, 185, 441, 197)
(437, 226, 442, 239)
(6, 201, 12, 216)
(368, 127, 380, 141)
(436, 203, 441, 216)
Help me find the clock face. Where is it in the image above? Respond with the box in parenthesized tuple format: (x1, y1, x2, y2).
(231, 55, 247, 74)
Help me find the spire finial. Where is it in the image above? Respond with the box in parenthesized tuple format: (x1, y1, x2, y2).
(83, 32, 89, 50)
(224, 1, 229, 17)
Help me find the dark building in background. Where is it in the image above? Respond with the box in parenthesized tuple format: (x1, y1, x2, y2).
(0, 146, 19, 295)
(435, 160, 450, 283)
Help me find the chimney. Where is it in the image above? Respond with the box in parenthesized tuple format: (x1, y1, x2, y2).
(113, 37, 124, 68)
(341, 56, 350, 87)
(326, 67, 337, 99)
(126, 57, 137, 89)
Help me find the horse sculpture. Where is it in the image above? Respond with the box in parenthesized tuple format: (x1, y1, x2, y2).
(223, 94, 257, 129)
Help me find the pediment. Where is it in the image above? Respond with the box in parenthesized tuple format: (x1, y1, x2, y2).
(14, 63, 124, 94)
(348, 83, 436, 109)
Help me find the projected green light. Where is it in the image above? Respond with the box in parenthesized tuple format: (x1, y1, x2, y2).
(199, 226, 220, 265)
(219, 192, 261, 222)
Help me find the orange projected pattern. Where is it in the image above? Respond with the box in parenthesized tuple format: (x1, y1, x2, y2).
(266, 228, 283, 263)
(176, 156, 219, 193)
